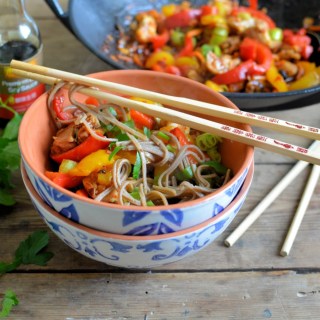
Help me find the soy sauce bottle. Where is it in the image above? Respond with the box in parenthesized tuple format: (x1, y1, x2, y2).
(0, 0, 45, 119)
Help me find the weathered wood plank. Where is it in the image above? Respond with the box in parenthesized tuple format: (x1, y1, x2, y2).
(2, 272, 320, 319)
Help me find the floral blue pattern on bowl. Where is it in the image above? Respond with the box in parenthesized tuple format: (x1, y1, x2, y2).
(22, 162, 253, 269)
(23, 157, 250, 235)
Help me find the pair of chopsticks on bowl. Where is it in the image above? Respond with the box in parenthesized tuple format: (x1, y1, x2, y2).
(225, 140, 320, 256)
(9, 59, 320, 166)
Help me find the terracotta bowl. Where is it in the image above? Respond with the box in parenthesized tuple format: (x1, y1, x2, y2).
(22, 162, 253, 269)
(19, 70, 254, 235)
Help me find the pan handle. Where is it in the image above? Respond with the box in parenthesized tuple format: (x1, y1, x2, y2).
(44, 0, 75, 35)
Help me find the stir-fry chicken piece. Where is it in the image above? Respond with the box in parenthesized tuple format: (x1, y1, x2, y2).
(51, 114, 101, 155)
(277, 46, 301, 61)
(51, 124, 77, 155)
(83, 169, 119, 203)
(244, 25, 281, 50)
(135, 13, 157, 43)
(227, 15, 256, 34)
(220, 36, 241, 54)
(245, 76, 271, 93)
(206, 52, 240, 74)
(276, 60, 299, 79)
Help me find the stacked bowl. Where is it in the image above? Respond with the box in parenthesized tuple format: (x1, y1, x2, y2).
(19, 70, 254, 268)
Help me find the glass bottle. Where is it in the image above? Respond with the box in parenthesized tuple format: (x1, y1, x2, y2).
(0, 0, 45, 119)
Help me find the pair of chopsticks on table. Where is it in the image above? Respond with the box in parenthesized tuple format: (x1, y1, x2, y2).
(9, 59, 320, 166)
(10, 60, 320, 256)
(225, 140, 320, 256)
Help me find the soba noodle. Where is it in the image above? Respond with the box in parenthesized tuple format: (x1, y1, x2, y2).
(47, 82, 232, 206)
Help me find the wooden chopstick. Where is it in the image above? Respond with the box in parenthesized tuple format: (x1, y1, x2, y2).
(224, 140, 320, 248)
(10, 67, 320, 165)
(10, 59, 320, 140)
(280, 163, 320, 256)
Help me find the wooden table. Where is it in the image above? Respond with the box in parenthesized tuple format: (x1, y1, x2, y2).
(1, 2, 320, 319)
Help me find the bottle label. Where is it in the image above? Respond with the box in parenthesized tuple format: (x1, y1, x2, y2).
(0, 44, 45, 119)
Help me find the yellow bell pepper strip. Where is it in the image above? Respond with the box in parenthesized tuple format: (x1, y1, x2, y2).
(296, 61, 316, 74)
(162, 3, 177, 17)
(68, 149, 116, 177)
(266, 65, 288, 92)
(97, 170, 113, 186)
(145, 51, 175, 69)
(117, 150, 137, 165)
(50, 133, 110, 164)
(289, 69, 320, 91)
(205, 80, 226, 92)
(44, 171, 83, 189)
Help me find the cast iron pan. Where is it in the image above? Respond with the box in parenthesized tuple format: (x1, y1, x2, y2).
(45, 0, 320, 111)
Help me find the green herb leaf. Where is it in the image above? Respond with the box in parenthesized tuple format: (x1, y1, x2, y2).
(175, 165, 194, 181)
(0, 290, 19, 318)
(202, 160, 228, 174)
(143, 127, 151, 138)
(15, 231, 54, 266)
(0, 189, 16, 207)
(132, 152, 142, 180)
(0, 231, 54, 275)
(0, 110, 22, 206)
(108, 145, 123, 160)
(2, 113, 22, 140)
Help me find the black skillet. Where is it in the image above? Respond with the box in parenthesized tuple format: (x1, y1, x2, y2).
(45, 0, 320, 111)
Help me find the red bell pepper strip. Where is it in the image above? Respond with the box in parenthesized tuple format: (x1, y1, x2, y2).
(151, 30, 170, 50)
(164, 65, 182, 76)
(50, 134, 110, 164)
(212, 59, 255, 85)
(178, 35, 194, 57)
(45, 171, 83, 189)
(53, 95, 74, 121)
(75, 188, 89, 197)
(249, 0, 258, 10)
(200, 5, 218, 17)
(283, 29, 313, 60)
(240, 37, 273, 75)
(164, 9, 201, 29)
(130, 109, 155, 130)
(85, 96, 99, 106)
(170, 127, 189, 146)
(170, 127, 199, 164)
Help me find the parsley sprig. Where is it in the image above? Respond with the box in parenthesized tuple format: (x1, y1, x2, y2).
(0, 290, 19, 318)
(0, 102, 22, 206)
(0, 231, 54, 275)
(0, 231, 54, 317)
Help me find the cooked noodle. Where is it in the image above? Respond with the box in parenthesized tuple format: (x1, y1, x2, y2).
(47, 83, 232, 206)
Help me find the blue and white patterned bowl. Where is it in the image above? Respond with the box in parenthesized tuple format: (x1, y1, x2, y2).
(19, 70, 254, 235)
(21, 162, 254, 269)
